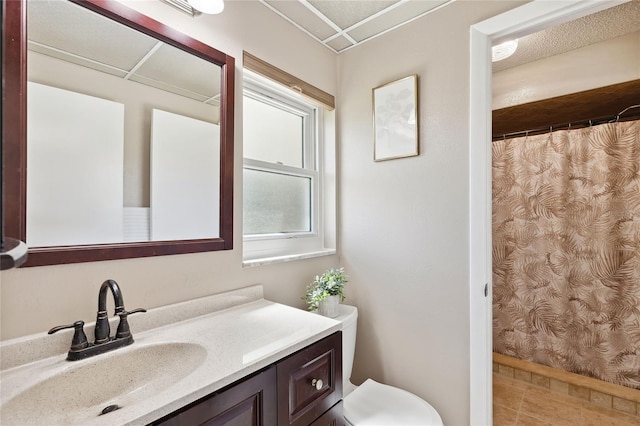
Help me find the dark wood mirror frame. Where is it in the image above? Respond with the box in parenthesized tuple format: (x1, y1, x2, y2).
(2, 0, 235, 267)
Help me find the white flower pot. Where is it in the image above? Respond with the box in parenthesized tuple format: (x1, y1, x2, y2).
(318, 295, 340, 318)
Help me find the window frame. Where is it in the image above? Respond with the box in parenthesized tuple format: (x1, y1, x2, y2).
(242, 70, 326, 261)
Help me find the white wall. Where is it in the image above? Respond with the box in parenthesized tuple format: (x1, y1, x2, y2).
(493, 30, 640, 109)
(337, 1, 525, 424)
(0, 1, 338, 339)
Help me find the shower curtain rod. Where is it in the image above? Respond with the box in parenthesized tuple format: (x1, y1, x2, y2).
(493, 104, 640, 141)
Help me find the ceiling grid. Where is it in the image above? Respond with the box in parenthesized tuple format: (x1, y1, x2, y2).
(257, 0, 640, 68)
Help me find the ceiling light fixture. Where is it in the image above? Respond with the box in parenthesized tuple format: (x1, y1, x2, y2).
(188, 0, 224, 14)
(492, 39, 518, 62)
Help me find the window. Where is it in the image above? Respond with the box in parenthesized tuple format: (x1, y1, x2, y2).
(243, 70, 333, 263)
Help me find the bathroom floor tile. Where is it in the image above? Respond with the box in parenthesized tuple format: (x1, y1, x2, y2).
(494, 373, 527, 410)
(519, 386, 583, 425)
(493, 373, 640, 426)
(581, 403, 639, 426)
(494, 403, 519, 425)
(515, 412, 555, 426)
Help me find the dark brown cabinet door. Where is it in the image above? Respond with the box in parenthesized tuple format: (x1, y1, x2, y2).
(277, 332, 342, 426)
(153, 367, 277, 426)
(309, 401, 343, 426)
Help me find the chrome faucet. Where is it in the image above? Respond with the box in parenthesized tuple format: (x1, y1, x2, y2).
(48, 279, 146, 361)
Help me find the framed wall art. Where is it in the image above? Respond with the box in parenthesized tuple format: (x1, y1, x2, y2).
(372, 75, 418, 161)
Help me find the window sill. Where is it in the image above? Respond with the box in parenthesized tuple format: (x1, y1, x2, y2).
(242, 249, 336, 268)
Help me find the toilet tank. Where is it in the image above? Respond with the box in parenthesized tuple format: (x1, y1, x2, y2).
(334, 304, 358, 388)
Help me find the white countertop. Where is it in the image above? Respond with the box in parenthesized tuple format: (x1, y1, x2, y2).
(0, 285, 341, 425)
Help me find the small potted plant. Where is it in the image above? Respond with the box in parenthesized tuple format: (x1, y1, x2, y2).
(303, 267, 347, 318)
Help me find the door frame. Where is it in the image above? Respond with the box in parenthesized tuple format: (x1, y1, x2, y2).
(468, 1, 631, 424)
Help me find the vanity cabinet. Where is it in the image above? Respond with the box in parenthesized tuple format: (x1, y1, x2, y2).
(153, 367, 277, 425)
(152, 332, 342, 426)
(277, 332, 342, 425)
(309, 401, 343, 426)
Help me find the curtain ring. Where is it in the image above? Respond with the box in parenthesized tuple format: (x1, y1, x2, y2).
(614, 112, 622, 136)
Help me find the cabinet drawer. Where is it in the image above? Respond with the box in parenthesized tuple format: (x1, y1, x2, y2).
(277, 332, 342, 426)
(310, 401, 343, 426)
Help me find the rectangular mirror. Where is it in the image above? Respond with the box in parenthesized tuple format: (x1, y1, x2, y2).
(2, 0, 235, 266)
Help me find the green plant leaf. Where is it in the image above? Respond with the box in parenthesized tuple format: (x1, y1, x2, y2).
(303, 267, 348, 311)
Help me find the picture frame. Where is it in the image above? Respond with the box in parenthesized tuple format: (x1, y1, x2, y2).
(372, 75, 419, 161)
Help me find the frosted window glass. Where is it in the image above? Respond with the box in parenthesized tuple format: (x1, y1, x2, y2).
(243, 169, 311, 234)
(243, 96, 303, 167)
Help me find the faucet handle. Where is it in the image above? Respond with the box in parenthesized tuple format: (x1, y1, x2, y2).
(115, 308, 147, 339)
(48, 320, 89, 351)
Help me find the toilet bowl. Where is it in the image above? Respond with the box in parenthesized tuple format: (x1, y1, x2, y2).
(334, 304, 443, 426)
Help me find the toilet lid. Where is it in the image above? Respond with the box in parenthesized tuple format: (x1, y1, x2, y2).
(343, 379, 443, 426)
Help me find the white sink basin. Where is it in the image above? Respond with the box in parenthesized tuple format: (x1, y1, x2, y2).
(1, 342, 207, 425)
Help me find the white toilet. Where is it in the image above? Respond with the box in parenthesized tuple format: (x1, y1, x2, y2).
(335, 304, 443, 426)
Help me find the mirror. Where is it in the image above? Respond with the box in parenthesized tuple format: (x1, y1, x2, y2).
(2, 0, 235, 266)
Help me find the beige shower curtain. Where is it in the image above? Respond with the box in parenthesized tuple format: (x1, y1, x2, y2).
(492, 119, 640, 389)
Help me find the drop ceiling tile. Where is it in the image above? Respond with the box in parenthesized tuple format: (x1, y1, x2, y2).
(260, 0, 637, 63)
(128, 74, 210, 103)
(26, 0, 225, 103)
(133, 43, 222, 99)
(308, 0, 398, 30)
(326, 35, 354, 52)
(28, 44, 128, 79)
(205, 95, 221, 107)
(28, 0, 158, 71)
(347, 0, 448, 42)
(264, 0, 338, 41)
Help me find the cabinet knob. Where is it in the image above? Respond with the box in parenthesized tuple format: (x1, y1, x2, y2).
(311, 378, 323, 390)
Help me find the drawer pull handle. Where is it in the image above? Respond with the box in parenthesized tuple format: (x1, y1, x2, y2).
(311, 378, 323, 390)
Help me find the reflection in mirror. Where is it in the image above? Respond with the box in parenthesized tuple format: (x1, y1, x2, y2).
(27, 0, 221, 246)
(3, 0, 235, 266)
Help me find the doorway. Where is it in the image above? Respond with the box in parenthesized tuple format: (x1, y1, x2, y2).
(468, 1, 632, 424)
